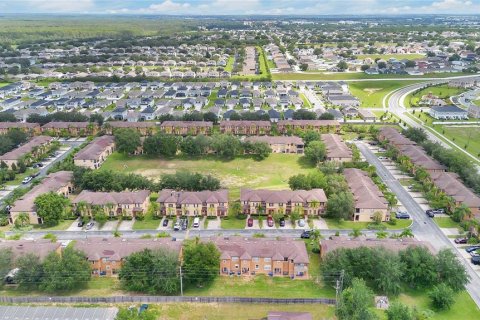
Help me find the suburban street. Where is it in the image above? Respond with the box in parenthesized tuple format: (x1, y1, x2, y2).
(356, 141, 480, 308)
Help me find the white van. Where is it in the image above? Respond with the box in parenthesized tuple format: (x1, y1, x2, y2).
(193, 217, 200, 228)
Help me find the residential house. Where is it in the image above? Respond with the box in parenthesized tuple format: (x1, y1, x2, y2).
(41, 121, 97, 136)
(321, 134, 352, 162)
(240, 189, 327, 216)
(74, 135, 115, 169)
(0, 122, 40, 135)
(0, 136, 53, 169)
(220, 121, 271, 135)
(212, 237, 309, 279)
(159, 121, 213, 136)
(344, 168, 389, 222)
(8, 171, 73, 225)
(74, 238, 182, 277)
(429, 105, 468, 120)
(157, 189, 229, 216)
(73, 190, 150, 218)
(245, 136, 304, 154)
(377, 127, 416, 147)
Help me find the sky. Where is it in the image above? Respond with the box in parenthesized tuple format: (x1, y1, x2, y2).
(1, 0, 480, 15)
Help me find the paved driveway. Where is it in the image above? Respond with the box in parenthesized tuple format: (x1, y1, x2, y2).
(118, 219, 135, 231)
(311, 218, 328, 229)
(67, 219, 83, 231)
(245, 219, 261, 230)
(157, 218, 170, 230)
(207, 217, 221, 230)
(100, 220, 118, 231)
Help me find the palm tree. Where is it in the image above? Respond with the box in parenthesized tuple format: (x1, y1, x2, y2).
(15, 212, 29, 228)
(376, 231, 388, 239)
(349, 228, 363, 238)
(76, 200, 89, 217)
(399, 228, 414, 238)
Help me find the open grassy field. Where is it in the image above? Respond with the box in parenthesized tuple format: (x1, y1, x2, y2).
(101, 153, 315, 200)
(356, 53, 425, 61)
(224, 56, 235, 72)
(272, 72, 474, 81)
(133, 303, 335, 320)
(0, 82, 9, 88)
(349, 80, 423, 108)
(405, 84, 467, 108)
(437, 126, 480, 158)
(474, 99, 480, 107)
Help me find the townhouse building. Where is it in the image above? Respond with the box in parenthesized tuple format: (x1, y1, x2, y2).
(74, 238, 182, 277)
(74, 135, 115, 169)
(157, 189, 229, 216)
(240, 189, 327, 216)
(212, 237, 309, 279)
(0, 122, 40, 135)
(321, 134, 352, 162)
(9, 171, 73, 225)
(344, 168, 389, 222)
(73, 190, 150, 218)
(244, 136, 304, 154)
(159, 121, 213, 136)
(41, 121, 98, 136)
(0, 135, 53, 169)
(277, 120, 340, 134)
(219, 120, 271, 135)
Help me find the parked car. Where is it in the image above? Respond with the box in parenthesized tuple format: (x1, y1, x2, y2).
(247, 217, 253, 227)
(454, 237, 468, 244)
(267, 216, 274, 227)
(279, 217, 285, 227)
(31, 172, 40, 178)
(21, 176, 32, 184)
(472, 256, 480, 265)
(32, 163, 43, 168)
(173, 222, 181, 231)
(193, 217, 200, 228)
(395, 211, 410, 219)
(465, 246, 480, 253)
(297, 219, 306, 227)
(300, 230, 311, 239)
(426, 210, 435, 218)
(85, 221, 94, 230)
(77, 220, 85, 227)
(162, 219, 169, 227)
(181, 218, 188, 230)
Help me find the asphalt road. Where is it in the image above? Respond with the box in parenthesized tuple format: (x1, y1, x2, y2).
(356, 141, 480, 308)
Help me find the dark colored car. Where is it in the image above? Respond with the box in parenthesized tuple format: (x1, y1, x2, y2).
(395, 211, 410, 219)
(300, 230, 311, 239)
(247, 217, 253, 227)
(267, 216, 274, 227)
(454, 237, 468, 244)
(472, 256, 480, 265)
(162, 219, 169, 227)
(279, 217, 285, 227)
(181, 218, 188, 230)
(77, 220, 85, 227)
(465, 246, 480, 253)
(426, 210, 435, 218)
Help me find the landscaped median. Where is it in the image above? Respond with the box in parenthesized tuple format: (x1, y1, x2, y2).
(324, 217, 413, 230)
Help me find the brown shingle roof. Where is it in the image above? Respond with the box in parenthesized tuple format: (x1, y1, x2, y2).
(0, 240, 60, 260)
(10, 171, 73, 213)
(0, 122, 40, 130)
(321, 133, 352, 159)
(344, 168, 388, 210)
(429, 172, 480, 208)
(157, 189, 228, 205)
(397, 145, 446, 171)
(211, 237, 309, 264)
(73, 190, 150, 206)
(42, 121, 89, 129)
(160, 121, 213, 128)
(220, 120, 271, 128)
(106, 121, 157, 128)
(74, 135, 115, 161)
(240, 188, 327, 203)
(74, 238, 181, 262)
(0, 136, 52, 161)
(378, 127, 416, 146)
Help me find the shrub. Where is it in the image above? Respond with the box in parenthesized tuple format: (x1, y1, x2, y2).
(429, 283, 455, 310)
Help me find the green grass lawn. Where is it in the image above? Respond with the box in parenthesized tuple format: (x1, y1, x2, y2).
(299, 93, 312, 108)
(224, 56, 235, 72)
(349, 80, 422, 108)
(405, 84, 467, 108)
(206, 89, 218, 108)
(220, 217, 246, 229)
(324, 218, 412, 230)
(434, 217, 461, 229)
(272, 72, 474, 81)
(267, 57, 276, 69)
(3, 168, 38, 186)
(436, 126, 480, 159)
(101, 153, 315, 200)
(184, 275, 335, 299)
(356, 53, 425, 61)
(474, 99, 480, 107)
(142, 303, 335, 320)
(31, 219, 74, 231)
(257, 46, 269, 76)
(0, 82, 10, 88)
(132, 211, 160, 230)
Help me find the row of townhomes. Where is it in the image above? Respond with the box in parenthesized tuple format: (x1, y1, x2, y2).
(378, 127, 480, 216)
(0, 237, 310, 279)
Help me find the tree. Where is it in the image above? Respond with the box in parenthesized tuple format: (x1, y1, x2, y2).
(293, 109, 317, 120)
(326, 191, 354, 220)
(402, 127, 427, 143)
(299, 63, 308, 71)
(182, 240, 220, 287)
(14, 212, 30, 228)
(300, 130, 321, 147)
(34, 192, 70, 226)
(114, 128, 141, 155)
(304, 140, 326, 164)
(337, 61, 348, 71)
(372, 211, 383, 224)
(361, 64, 370, 71)
(399, 246, 437, 289)
(386, 302, 415, 320)
(40, 248, 91, 292)
(336, 278, 377, 320)
(115, 308, 156, 320)
(319, 112, 335, 120)
(15, 253, 44, 289)
(159, 171, 220, 191)
(244, 141, 271, 160)
(429, 283, 455, 310)
(405, 60, 416, 68)
(436, 248, 469, 292)
(6, 128, 27, 146)
(0, 248, 13, 282)
(210, 134, 243, 159)
(377, 61, 387, 69)
(144, 133, 178, 157)
(180, 135, 210, 156)
(119, 248, 180, 294)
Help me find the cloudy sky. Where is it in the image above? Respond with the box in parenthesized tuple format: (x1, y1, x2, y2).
(2, 0, 480, 15)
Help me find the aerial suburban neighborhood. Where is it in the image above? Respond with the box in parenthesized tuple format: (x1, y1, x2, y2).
(1, 3, 480, 320)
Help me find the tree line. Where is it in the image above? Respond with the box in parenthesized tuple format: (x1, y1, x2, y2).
(26, 111, 104, 126)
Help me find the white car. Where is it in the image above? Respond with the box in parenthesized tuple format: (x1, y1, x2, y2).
(85, 221, 95, 230)
(21, 176, 33, 184)
(297, 219, 306, 227)
(173, 222, 181, 231)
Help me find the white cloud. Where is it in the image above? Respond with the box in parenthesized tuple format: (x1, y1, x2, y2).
(148, 0, 191, 12)
(26, 0, 95, 12)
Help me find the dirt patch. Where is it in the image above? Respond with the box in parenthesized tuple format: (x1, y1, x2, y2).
(363, 88, 382, 95)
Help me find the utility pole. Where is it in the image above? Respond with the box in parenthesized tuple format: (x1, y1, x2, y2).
(179, 265, 183, 296)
